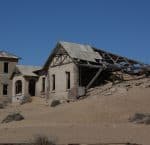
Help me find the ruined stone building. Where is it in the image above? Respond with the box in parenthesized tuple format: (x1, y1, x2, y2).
(0, 41, 149, 103)
(38, 41, 148, 101)
(10, 65, 45, 102)
(0, 51, 19, 102)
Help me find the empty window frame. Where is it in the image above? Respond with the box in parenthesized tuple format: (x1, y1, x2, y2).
(52, 74, 55, 91)
(3, 84, 8, 95)
(42, 77, 45, 92)
(15, 80, 22, 94)
(4, 62, 8, 73)
(66, 71, 70, 89)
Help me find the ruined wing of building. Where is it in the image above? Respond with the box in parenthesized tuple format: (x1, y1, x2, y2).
(10, 65, 45, 102)
(0, 51, 19, 102)
(1, 41, 150, 103)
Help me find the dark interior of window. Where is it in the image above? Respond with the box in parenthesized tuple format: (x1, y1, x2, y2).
(42, 77, 45, 92)
(15, 80, 22, 94)
(4, 62, 8, 73)
(52, 74, 55, 90)
(28, 79, 36, 96)
(3, 84, 8, 95)
(66, 72, 70, 89)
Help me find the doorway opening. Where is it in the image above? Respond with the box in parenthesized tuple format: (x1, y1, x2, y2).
(28, 79, 36, 96)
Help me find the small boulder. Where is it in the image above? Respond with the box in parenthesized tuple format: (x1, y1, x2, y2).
(129, 113, 150, 125)
(20, 96, 32, 105)
(135, 82, 142, 86)
(1, 113, 24, 123)
(50, 100, 61, 107)
(143, 116, 150, 125)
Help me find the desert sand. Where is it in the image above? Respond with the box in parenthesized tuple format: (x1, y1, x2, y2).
(0, 78, 150, 145)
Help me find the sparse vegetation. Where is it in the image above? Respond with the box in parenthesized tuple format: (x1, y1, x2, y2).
(50, 100, 61, 107)
(34, 135, 56, 145)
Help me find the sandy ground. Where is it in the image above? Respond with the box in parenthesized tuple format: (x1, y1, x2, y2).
(0, 85, 150, 145)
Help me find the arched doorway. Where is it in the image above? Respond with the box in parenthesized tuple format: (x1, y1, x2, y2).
(28, 79, 36, 96)
(15, 80, 22, 95)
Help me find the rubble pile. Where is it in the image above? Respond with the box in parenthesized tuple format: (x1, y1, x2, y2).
(87, 77, 150, 97)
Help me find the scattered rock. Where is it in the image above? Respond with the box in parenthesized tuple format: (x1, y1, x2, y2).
(110, 87, 117, 93)
(1, 113, 24, 123)
(104, 92, 112, 96)
(135, 82, 142, 86)
(144, 84, 150, 88)
(87, 77, 150, 99)
(129, 113, 150, 125)
(50, 100, 61, 107)
(20, 96, 32, 105)
(142, 116, 150, 125)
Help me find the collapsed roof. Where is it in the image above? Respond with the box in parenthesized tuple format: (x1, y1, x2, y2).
(42, 41, 149, 75)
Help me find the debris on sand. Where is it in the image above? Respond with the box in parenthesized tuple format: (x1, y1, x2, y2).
(129, 113, 150, 125)
(87, 77, 150, 98)
(20, 96, 32, 105)
(1, 113, 24, 123)
(50, 100, 61, 107)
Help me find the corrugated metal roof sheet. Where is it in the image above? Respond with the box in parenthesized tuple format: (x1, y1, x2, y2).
(16, 65, 41, 77)
(0, 51, 19, 59)
(59, 41, 102, 62)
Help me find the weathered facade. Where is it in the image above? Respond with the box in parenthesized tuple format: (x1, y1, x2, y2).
(42, 41, 103, 101)
(11, 65, 46, 102)
(1, 41, 149, 103)
(40, 41, 149, 101)
(0, 51, 19, 101)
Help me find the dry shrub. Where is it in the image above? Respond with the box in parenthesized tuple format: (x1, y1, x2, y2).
(34, 135, 55, 145)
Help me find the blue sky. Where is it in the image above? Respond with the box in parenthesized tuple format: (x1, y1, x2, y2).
(0, 0, 150, 66)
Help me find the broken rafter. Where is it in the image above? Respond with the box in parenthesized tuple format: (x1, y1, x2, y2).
(86, 64, 106, 90)
(94, 47, 145, 66)
(78, 63, 102, 69)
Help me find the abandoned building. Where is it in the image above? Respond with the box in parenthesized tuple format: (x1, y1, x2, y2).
(0, 41, 150, 103)
(0, 51, 19, 102)
(39, 41, 149, 101)
(10, 65, 46, 102)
